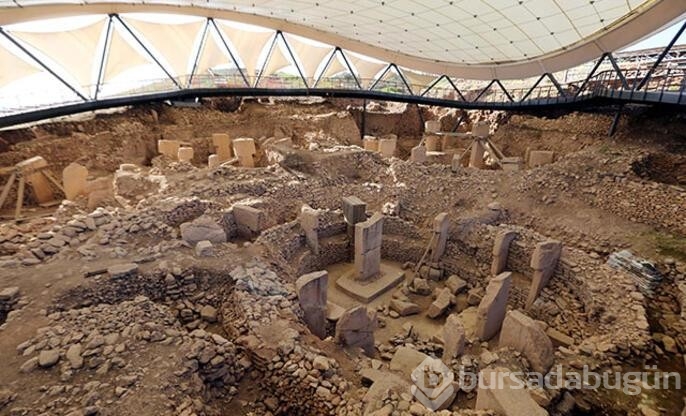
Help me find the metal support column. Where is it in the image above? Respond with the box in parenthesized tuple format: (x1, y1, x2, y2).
(451, 113, 467, 133)
(608, 104, 624, 137)
(360, 99, 367, 140)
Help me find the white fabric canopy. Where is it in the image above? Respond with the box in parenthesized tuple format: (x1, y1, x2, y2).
(11, 19, 105, 87)
(0, 42, 41, 87)
(126, 18, 203, 77)
(103, 26, 152, 83)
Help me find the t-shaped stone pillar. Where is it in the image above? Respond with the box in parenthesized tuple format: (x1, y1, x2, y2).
(62, 162, 88, 201)
(475, 272, 512, 341)
(469, 139, 486, 169)
(211, 133, 233, 162)
(354, 212, 384, 281)
(296, 270, 328, 339)
(342, 196, 366, 242)
(299, 204, 320, 255)
(232, 138, 256, 167)
(490, 230, 517, 276)
(429, 212, 450, 263)
(526, 240, 562, 309)
(158, 139, 181, 160)
(178, 147, 194, 163)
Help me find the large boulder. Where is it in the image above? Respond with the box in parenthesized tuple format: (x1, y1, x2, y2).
(180, 216, 227, 245)
(499, 310, 554, 374)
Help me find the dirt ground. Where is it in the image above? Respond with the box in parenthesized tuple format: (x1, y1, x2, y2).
(0, 99, 684, 416)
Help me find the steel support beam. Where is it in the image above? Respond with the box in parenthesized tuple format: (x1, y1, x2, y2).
(0, 27, 88, 102)
(279, 31, 309, 88)
(636, 20, 686, 91)
(94, 15, 113, 100)
(451, 113, 467, 133)
(209, 18, 250, 88)
(575, 53, 608, 97)
(187, 18, 210, 88)
(606, 53, 629, 89)
(338, 49, 363, 90)
(254, 32, 278, 88)
(608, 104, 624, 137)
(313, 49, 336, 88)
(392, 64, 415, 95)
(369, 64, 392, 91)
(113, 15, 182, 90)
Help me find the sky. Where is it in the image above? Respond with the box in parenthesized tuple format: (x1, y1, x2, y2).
(622, 19, 685, 51)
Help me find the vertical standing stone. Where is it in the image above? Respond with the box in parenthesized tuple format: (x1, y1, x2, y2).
(410, 144, 427, 163)
(475, 272, 512, 341)
(425, 135, 442, 152)
(233, 138, 256, 167)
(299, 204, 320, 255)
(208, 154, 220, 169)
(526, 240, 562, 309)
(335, 305, 377, 356)
(296, 270, 328, 339)
(490, 230, 518, 276)
(425, 120, 441, 133)
(211, 133, 233, 162)
(233, 204, 264, 238)
(451, 153, 462, 172)
(158, 140, 181, 159)
(62, 162, 88, 201)
(362, 136, 378, 151)
(354, 212, 384, 281)
(472, 121, 490, 138)
(178, 147, 194, 163)
(469, 139, 486, 169)
(429, 212, 449, 263)
(442, 314, 466, 363)
(378, 137, 397, 157)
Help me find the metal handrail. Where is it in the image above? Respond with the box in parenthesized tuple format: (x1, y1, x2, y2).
(2, 69, 686, 118)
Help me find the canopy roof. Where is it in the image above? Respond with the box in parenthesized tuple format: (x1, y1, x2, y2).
(0, 0, 684, 107)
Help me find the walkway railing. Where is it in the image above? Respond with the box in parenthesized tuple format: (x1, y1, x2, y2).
(2, 69, 686, 127)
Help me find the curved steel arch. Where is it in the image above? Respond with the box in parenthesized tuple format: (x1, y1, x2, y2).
(0, 1, 685, 80)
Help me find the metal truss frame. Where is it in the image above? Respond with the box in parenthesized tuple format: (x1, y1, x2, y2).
(0, 27, 88, 101)
(112, 14, 182, 90)
(3, 12, 686, 129)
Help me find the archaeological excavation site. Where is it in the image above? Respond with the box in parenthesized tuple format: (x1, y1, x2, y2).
(1, 2, 686, 416)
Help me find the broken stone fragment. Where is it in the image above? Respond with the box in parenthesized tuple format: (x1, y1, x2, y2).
(179, 216, 227, 245)
(389, 299, 421, 316)
(445, 275, 467, 295)
(107, 263, 138, 279)
(194, 240, 214, 257)
(427, 288, 453, 319)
